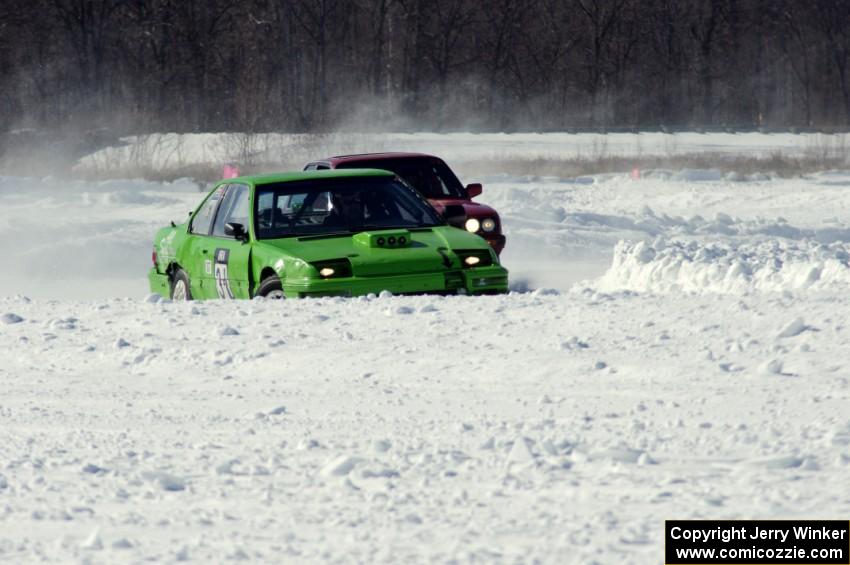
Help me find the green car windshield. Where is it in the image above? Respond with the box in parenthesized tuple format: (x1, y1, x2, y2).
(254, 176, 444, 239)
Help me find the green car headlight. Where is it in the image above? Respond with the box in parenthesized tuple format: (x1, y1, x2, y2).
(311, 259, 352, 279)
(465, 218, 480, 233)
(456, 250, 493, 268)
(481, 218, 497, 233)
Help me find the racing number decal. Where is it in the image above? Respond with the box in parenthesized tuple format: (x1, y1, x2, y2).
(214, 248, 235, 299)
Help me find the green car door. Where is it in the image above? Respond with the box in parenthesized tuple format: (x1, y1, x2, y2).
(183, 185, 225, 298)
(183, 183, 252, 299)
(202, 183, 252, 299)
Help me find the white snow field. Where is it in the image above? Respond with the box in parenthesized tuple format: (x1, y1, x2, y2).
(2, 133, 850, 563)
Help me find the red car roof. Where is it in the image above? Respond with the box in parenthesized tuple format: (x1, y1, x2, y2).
(322, 152, 438, 166)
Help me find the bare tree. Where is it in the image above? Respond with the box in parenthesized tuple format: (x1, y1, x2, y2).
(1, 0, 850, 134)
(574, 0, 630, 127)
(812, 0, 850, 123)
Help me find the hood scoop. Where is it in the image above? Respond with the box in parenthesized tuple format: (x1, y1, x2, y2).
(353, 230, 412, 249)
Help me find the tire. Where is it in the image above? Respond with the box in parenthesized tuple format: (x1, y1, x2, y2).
(256, 275, 285, 299)
(170, 268, 193, 301)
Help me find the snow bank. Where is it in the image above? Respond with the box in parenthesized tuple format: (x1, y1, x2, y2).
(596, 238, 850, 294)
(75, 131, 849, 174)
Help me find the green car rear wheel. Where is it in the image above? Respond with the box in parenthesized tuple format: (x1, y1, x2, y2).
(171, 269, 192, 301)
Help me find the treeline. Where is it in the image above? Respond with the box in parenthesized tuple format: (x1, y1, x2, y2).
(1, 0, 849, 134)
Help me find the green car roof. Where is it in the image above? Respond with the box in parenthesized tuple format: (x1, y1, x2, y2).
(227, 168, 394, 185)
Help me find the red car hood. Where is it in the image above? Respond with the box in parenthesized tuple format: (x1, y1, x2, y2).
(428, 198, 498, 219)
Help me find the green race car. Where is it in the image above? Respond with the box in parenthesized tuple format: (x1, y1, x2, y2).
(149, 169, 509, 300)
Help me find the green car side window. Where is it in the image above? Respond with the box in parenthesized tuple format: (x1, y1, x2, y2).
(257, 191, 273, 212)
(285, 193, 306, 212)
(257, 191, 275, 230)
(190, 185, 225, 235)
(212, 184, 250, 237)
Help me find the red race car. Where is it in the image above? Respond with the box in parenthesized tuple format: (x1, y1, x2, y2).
(304, 153, 506, 255)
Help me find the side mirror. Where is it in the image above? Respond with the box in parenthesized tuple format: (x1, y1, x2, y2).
(443, 204, 466, 229)
(224, 222, 247, 241)
(466, 183, 483, 198)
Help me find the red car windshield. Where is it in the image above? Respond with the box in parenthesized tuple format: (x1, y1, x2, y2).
(336, 158, 466, 199)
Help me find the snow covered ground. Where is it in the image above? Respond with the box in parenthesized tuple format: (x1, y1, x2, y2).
(3, 134, 850, 562)
(3, 290, 849, 563)
(0, 175, 202, 299)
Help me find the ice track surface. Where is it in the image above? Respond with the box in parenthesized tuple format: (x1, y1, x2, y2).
(3, 161, 850, 562)
(2, 291, 850, 563)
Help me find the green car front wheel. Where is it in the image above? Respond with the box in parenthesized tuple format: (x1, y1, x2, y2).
(256, 276, 284, 299)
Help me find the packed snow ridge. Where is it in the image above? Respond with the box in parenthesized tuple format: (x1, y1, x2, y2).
(595, 238, 850, 294)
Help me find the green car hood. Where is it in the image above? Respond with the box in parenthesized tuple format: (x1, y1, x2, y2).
(256, 226, 488, 276)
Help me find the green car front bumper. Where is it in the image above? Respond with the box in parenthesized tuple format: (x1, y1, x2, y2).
(283, 265, 508, 298)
